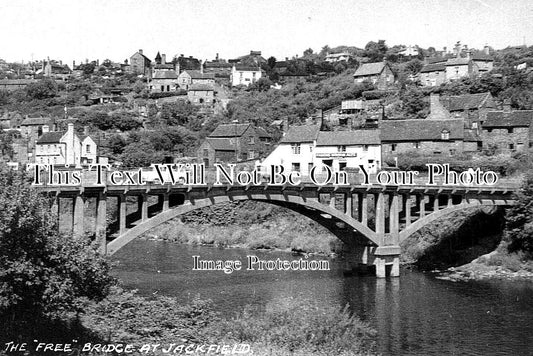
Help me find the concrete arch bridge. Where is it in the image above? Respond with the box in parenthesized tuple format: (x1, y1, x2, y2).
(37, 182, 518, 277)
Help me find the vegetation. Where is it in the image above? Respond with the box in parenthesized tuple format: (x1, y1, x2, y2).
(0, 164, 114, 323)
(504, 170, 533, 255)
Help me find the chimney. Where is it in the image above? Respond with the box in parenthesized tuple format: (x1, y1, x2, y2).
(73, 60, 76, 69)
(162, 54, 166, 64)
(484, 45, 490, 55)
(503, 99, 512, 115)
(84, 125, 89, 136)
(216, 53, 219, 61)
(428, 93, 450, 120)
(42, 125, 49, 134)
(67, 123, 74, 134)
(200, 60, 204, 74)
(96, 59, 100, 66)
(443, 46, 447, 53)
(139, 49, 143, 55)
(466, 50, 472, 60)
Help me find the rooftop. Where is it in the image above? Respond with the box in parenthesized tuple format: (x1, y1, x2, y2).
(484, 110, 533, 127)
(37, 131, 64, 144)
(316, 130, 380, 146)
(353, 62, 387, 77)
(380, 119, 464, 141)
(280, 125, 320, 143)
(209, 123, 251, 137)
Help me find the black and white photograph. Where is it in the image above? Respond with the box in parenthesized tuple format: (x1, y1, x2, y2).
(0, 0, 532, 355)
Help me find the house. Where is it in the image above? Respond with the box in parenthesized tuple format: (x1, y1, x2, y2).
(178, 70, 215, 90)
(230, 65, 262, 86)
(0, 79, 38, 92)
(149, 70, 179, 93)
(261, 125, 319, 176)
(325, 52, 353, 63)
(419, 62, 447, 87)
(380, 119, 480, 157)
(472, 46, 494, 73)
(481, 105, 533, 152)
(187, 84, 215, 105)
(232, 50, 267, 66)
(197, 123, 272, 166)
(204, 59, 233, 79)
(34, 123, 98, 166)
(445, 55, 479, 82)
(353, 62, 395, 90)
(441, 92, 497, 129)
(128, 49, 152, 76)
(19, 116, 55, 148)
(315, 130, 381, 173)
(397, 45, 419, 57)
(175, 55, 201, 73)
(43, 61, 71, 79)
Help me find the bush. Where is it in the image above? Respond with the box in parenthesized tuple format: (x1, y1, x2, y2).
(0, 165, 114, 319)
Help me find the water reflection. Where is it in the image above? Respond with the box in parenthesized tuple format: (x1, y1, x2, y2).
(112, 240, 533, 356)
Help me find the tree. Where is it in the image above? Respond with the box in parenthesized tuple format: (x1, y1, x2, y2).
(267, 56, 277, 70)
(364, 40, 388, 62)
(505, 170, 533, 254)
(0, 165, 114, 319)
(25, 79, 58, 100)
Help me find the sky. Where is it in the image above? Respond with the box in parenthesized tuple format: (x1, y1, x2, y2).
(1, 0, 532, 65)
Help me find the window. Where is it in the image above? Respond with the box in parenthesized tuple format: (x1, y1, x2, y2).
(86, 144, 91, 153)
(203, 149, 209, 157)
(450, 149, 456, 155)
(291, 144, 301, 154)
(508, 128, 514, 134)
(441, 130, 450, 140)
(509, 143, 515, 150)
(249, 136, 255, 144)
(308, 162, 313, 173)
(363, 145, 369, 151)
(391, 143, 397, 152)
(337, 145, 346, 152)
(248, 150, 255, 159)
(413, 142, 420, 149)
(161, 85, 164, 92)
(292, 163, 300, 172)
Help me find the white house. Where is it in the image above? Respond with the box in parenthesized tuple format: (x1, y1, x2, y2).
(314, 130, 381, 173)
(230, 65, 262, 87)
(34, 123, 98, 166)
(261, 126, 382, 176)
(260, 125, 319, 176)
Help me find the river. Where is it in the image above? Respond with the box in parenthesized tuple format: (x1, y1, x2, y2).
(111, 239, 533, 356)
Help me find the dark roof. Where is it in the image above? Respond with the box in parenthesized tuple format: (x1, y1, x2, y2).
(209, 123, 250, 137)
(188, 84, 214, 91)
(176, 56, 201, 71)
(184, 70, 215, 79)
(483, 111, 533, 127)
(234, 65, 261, 71)
(426, 56, 448, 64)
(353, 62, 386, 77)
(37, 131, 65, 144)
(420, 63, 446, 73)
(153, 71, 178, 79)
(20, 117, 52, 126)
(472, 52, 493, 61)
(280, 125, 320, 143)
(316, 130, 380, 146)
(205, 61, 233, 68)
(444, 92, 494, 111)
(380, 119, 464, 141)
(205, 138, 236, 151)
(154, 63, 175, 70)
(255, 127, 271, 138)
(446, 57, 471, 66)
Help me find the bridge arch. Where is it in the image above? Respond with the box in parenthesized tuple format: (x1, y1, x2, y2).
(107, 192, 379, 256)
(399, 200, 513, 243)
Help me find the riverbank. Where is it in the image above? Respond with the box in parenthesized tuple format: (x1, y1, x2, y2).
(1, 287, 378, 356)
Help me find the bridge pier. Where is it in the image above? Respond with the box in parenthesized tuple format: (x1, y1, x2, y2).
(343, 244, 400, 278)
(73, 194, 85, 238)
(95, 193, 107, 254)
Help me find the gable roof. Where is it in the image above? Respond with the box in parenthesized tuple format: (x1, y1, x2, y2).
(234, 65, 261, 72)
(131, 51, 151, 63)
(353, 62, 386, 77)
(444, 92, 494, 111)
(472, 52, 494, 61)
(209, 123, 250, 137)
(20, 117, 52, 126)
(380, 119, 464, 141)
(37, 131, 65, 144)
(483, 111, 533, 127)
(205, 137, 236, 151)
(446, 57, 471, 66)
(316, 130, 380, 146)
(420, 63, 446, 73)
(153, 71, 178, 79)
(280, 125, 320, 143)
(184, 70, 215, 79)
(255, 127, 271, 138)
(188, 84, 214, 91)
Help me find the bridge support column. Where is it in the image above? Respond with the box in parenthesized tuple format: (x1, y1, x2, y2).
(417, 194, 426, 218)
(373, 245, 401, 278)
(359, 193, 368, 226)
(162, 193, 170, 211)
(389, 193, 399, 238)
(140, 193, 148, 221)
(51, 194, 59, 221)
(95, 193, 107, 254)
(375, 192, 385, 243)
(403, 194, 412, 227)
(73, 194, 84, 238)
(345, 193, 352, 217)
(433, 195, 439, 212)
(119, 194, 126, 235)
